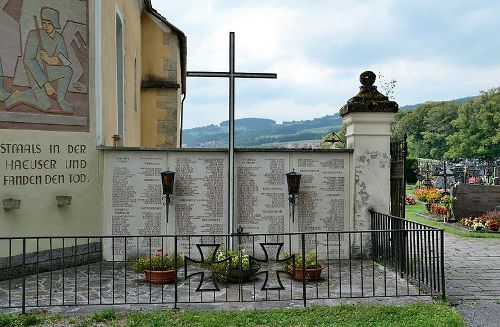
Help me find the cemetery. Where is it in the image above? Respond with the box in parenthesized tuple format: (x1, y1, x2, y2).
(407, 159, 500, 233)
(0, 1, 498, 326)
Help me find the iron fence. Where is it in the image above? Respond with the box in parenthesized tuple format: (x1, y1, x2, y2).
(370, 210, 445, 298)
(0, 221, 444, 312)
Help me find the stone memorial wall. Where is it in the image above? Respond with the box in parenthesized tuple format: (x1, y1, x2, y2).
(103, 149, 352, 259)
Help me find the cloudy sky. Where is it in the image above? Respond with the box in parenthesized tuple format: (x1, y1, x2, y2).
(151, 0, 500, 129)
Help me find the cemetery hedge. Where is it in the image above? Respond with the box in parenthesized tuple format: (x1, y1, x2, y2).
(405, 157, 418, 184)
(392, 87, 500, 160)
(0, 303, 464, 326)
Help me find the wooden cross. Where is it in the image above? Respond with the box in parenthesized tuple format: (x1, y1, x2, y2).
(187, 32, 277, 235)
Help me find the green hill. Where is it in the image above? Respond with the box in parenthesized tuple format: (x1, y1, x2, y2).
(182, 115, 342, 148)
(181, 94, 483, 149)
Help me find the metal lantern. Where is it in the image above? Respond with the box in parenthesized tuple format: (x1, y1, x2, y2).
(160, 171, 175, 225)
(160, 171, 175, 195)
(285, 169, 301, 196)
(286, 169, 301, 223)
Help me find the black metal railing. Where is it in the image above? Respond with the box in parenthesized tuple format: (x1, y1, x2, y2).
(370, 210, 445, 298)
(0, 225, 445, 312)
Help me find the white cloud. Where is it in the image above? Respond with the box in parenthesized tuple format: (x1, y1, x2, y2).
(152, 0, 500, 128)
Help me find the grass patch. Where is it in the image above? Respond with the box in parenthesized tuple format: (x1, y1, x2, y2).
(91, 309, 117, 322)
(0, 313, 46, 327)
(0, 313, 17, 327)
(405, 199, 500, 239)
(125, 304, 464, 327)
(0, 304, 464, 327)
(134, 304, 463, 327)
(19, 315, 44, 326)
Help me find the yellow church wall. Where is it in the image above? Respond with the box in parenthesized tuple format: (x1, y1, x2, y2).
(140, 14, 182, 148)
(101, 0, 142, 147)
(0, 0, 102, 250)
(0, 0, 184, 257)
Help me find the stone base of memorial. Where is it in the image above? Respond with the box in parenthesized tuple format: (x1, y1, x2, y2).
(292, 266, 324, 281)
(144, 270, 177, 284)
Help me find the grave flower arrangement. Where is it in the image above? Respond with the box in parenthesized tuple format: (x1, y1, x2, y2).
(415, 187, 443, 212)
(415, 188, 428, 202)
(459, 210, 500, 232)
(430, 204, 448, 216)
(132, 248, 184, 284)
(405, 195, 416, 205)
(439, 194, 455, 221)
(414, 188, 442, 203)
(440, 194, 454, 206)
(207, 248, 260, 283)
(425, 188, 443, 203)
(283, 252, 324, 281)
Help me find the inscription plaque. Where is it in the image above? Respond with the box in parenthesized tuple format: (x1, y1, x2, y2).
(294, 154, 350, 257)
(235, 153, 289, 255)
(169, 152, 228, 255)
(105, 152, 166, 259)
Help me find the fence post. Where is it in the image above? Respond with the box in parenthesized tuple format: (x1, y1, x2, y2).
(440, 230, 445, 299)
(174, 235, 179, 310)
(301, 233, 307, 307)
(370, 211, 377, 260)
(22, 238, 26, 314)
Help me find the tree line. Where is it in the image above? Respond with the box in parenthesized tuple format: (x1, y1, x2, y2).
(392, 87, 500, 160)
(329, 88, 500, 161)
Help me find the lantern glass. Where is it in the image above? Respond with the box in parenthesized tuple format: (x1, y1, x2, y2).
(286, 170, 301, 195)
(160, 171, 175, 195)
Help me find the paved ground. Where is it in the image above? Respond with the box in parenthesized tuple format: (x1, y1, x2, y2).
(2, 232, 499, 326)
(445, 233, 500, 327)
(0, 259, 428, 313)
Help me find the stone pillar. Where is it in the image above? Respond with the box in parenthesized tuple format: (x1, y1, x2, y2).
(340, 71, 398, 232)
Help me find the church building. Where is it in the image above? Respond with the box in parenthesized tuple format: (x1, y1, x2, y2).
(0, 0, 186, 237)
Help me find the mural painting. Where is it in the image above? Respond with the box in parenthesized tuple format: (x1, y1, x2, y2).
(0, 0, 88, 131)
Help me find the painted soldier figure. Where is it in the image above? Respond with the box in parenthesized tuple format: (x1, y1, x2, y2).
(4, 7, 73, 113)
(0, 57, 9, 101)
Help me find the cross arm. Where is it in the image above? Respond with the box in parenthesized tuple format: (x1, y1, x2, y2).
(187, 71, 231, 78)
(187, 71, 277, 79)
(233, 72, 277, 79)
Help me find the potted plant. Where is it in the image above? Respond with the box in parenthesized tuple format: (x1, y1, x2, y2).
(132, 248, 183, 284)
(207, 248, 260, 283)
(283, 252, 324, 281)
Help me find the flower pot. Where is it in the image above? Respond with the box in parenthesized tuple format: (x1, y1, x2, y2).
(144, 269, 176, 284)
(228, 266, 260, 282)
(293, 266, 324, 281)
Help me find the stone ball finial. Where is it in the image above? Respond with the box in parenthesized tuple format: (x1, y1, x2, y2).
(360, 71, 376, 86)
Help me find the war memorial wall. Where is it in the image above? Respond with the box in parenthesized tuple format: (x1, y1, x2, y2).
(102, 148, 352, 260)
